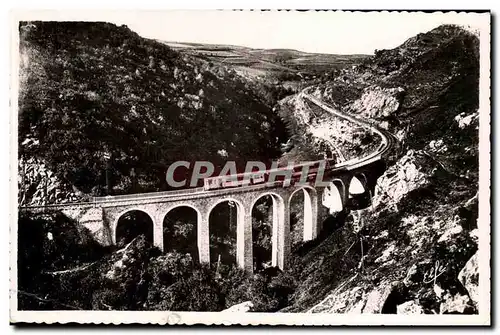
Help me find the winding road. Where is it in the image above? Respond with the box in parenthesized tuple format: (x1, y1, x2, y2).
(303, 93, 396, 171)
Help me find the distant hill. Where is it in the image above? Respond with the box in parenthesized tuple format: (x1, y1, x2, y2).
(18, 22, 289, 197)
(161, 41, 370, 81)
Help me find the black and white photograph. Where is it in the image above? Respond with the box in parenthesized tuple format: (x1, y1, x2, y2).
(9, 9, 490, 325)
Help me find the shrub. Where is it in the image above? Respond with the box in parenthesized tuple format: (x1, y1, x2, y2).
(147, 265, 224, 311)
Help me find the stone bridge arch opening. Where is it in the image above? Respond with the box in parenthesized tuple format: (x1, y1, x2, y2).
(322, 180, 344, 215)
(115, 209, 154, 247)
(289, 186, 319, 249)
(208, 199, 241, 266)
(251, 192, 285, 271)
(349, 173, 368, 196)
(348, 173, 371, 210)
(163, 205, 200, 263)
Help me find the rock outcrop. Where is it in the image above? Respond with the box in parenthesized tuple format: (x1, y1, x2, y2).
(372, 150, 439, 210)
(458, 252, 479, 309)
(222, 301, 254, 313)
(308, 280, 405, 314)
(439, 292, 475, 314)
(349, 86, 404, 119)
(454, 112, 479, 129)
(397, 300, 425, 315)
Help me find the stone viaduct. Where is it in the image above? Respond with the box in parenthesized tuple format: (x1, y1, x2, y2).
(21, 159, 386, 274)
(19, 95, 395, 274)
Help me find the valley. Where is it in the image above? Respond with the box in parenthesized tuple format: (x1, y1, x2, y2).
(16, 22, 481, 315)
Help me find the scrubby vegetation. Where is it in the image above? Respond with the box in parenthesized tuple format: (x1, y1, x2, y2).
(18, 212, 297, 312)
(18, 21, 289, 202)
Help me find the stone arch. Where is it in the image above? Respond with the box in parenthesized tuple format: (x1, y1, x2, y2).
(208, 198, 245, 215)
(207, 198, 244, 266)
(114, 208, 154, 246)
(322, 180, 344, 214)
(162, 204, 202, 262)
(289, 186, 319, 242)
(164, 203, 202, 218)
(348, 173, 373, 210)
(250, 192, 286, 270)
(348, 173, 368, 196)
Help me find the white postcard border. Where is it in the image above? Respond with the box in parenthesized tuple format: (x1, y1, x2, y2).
(8, 10, 491, 325)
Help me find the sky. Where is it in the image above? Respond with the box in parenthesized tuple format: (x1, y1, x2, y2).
(100, 11, 487, 55)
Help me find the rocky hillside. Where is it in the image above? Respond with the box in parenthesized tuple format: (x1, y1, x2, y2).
(280, 25, 480, 314)
(277, 94, 382, 164)
(18, 22, 288, 203)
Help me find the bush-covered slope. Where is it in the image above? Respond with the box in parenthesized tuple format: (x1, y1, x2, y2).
(18, 22, 288, 199)
(17, 24, 483, 314)
(17, 212, 297, 311)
